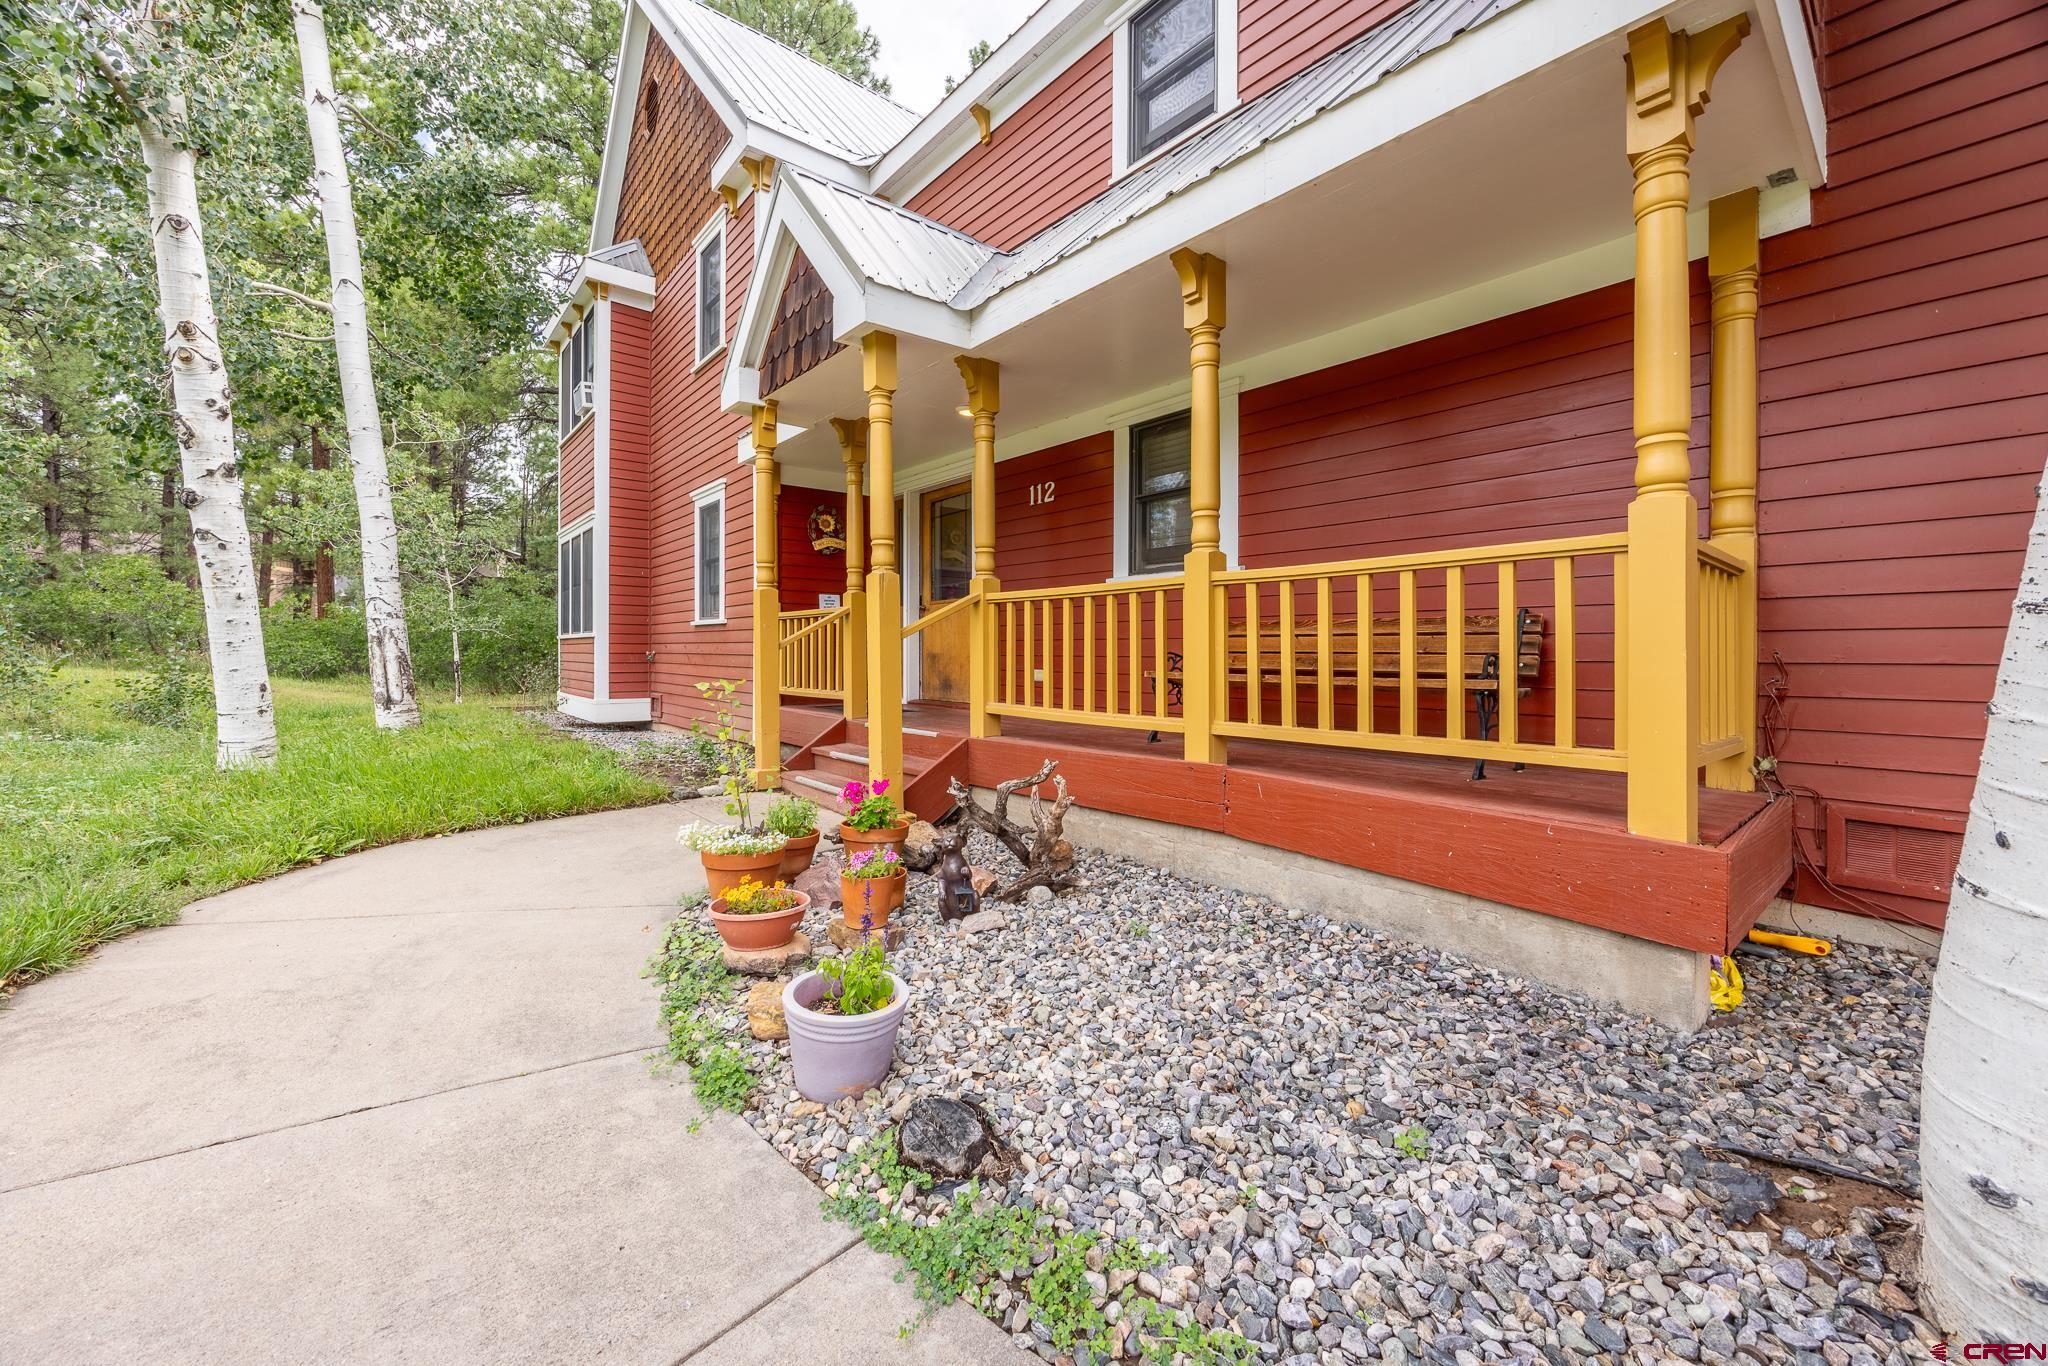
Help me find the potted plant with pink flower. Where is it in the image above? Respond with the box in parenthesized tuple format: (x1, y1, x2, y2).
(838, 846, 907, 927)
(838, 777, 909, 860)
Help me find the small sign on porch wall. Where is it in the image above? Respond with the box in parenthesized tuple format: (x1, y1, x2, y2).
(1026, 480, 1056, 507)
(819, 593, 842, 609)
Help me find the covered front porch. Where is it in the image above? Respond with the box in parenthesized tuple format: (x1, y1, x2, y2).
(721, 5, 1814, 1007)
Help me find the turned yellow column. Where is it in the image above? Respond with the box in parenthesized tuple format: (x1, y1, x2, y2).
(862, 332, 904, 797)
(749, 400, 782, 789)
(1708, 187, 1761, 792)
(1171, 248, 1228, 766)
(831, 418, 869, 722)
(1622, 16, 1747, 842)
(957, 356, 1002, 739)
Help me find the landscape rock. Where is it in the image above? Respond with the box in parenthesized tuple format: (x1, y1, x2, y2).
(746, 980, 787, 1040)
(720, 931, 810, 977)
(957, 908, 1008, 936)
(896, 1097, 996, 1178)
(899, 819, 943, 871)
(968, 865, 998, 898)
(1026, 884, 1054, 906)
(793, 857, 842, 913)
(827, 919, 907, 952)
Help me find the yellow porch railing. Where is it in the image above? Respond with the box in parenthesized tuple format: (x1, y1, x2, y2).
(1697, 542, 1747, 765)
(988, 579, 1185, 734)
(778, 606, 848, 699)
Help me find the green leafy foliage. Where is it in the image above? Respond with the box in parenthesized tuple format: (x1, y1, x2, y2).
(647, 903, 759, 1115)
(816, 938, 892, 1015)
(689, 1045, 756, 1113)
(1393, 1124, 1431, 1159)
(1, 669, 664, 985)
(763, 795, 818, 838)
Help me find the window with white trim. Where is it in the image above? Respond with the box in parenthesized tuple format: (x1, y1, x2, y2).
(1129, 410, 1193, 574)
(558, 525, 594, 636)
(695, 217, 726, 364)
(692, 482, 726, 623)
(1129, 0, 1217, 160)
(558, 318, 594, 436)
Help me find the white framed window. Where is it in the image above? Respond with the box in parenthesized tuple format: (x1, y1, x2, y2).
(558, 522, 595, 636)
(1111, 0, 1237, 177)
(692, 480, 726, 624)
(694, 214, 727, 366)
(558, 317, 595, 436)
(1111, 381, 1239, 578)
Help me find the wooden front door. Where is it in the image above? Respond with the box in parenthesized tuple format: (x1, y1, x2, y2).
(919, 480, 973, 703)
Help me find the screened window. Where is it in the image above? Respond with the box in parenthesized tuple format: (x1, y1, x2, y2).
(1129, 0, 1216, 160)
(1130, 412, 1192, 574)
(693, 484, 725, 623)
(558, 526, 594, 636)
(558, 319, 594, 436)
(696, 220, 726, 363)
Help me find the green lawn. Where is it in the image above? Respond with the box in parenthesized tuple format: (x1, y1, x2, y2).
(0, 670, 668, 985)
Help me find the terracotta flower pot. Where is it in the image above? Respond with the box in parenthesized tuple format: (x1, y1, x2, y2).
(784, 969, 909, 1102)
(707, 890, 810, 952)
(839, 871, 907, 928)
(839, 818, 910, 861)
(700, 847, 786, 899)
(777, 831, 821, 880)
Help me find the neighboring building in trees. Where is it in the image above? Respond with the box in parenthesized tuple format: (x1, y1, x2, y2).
(552, 0, 2045, 1028)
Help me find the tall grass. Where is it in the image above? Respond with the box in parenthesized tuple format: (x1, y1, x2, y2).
(0, 670, 667, 985)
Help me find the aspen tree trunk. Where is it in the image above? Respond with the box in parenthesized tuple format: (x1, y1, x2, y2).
(1920, 454, 2048, 1338)
(291, 0, 420, 728)
(136, 107, 278, 767)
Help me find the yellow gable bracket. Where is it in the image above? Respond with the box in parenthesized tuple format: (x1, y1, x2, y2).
(1623, 16, 1749, 156)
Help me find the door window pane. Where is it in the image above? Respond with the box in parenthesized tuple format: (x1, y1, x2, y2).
(929, 491, 972, 602)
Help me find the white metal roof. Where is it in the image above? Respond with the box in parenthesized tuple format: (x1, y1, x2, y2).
(646, 0, 919, 166)
(787, 168, 998, 303)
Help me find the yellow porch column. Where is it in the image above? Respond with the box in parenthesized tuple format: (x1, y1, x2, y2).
(749, 400, 781, 789)
(862, 332, 904, 797)
(1622, 16, 1747, 843)
(1171, 248, 1228, 766)
(831, 418, 869, 722)
(1708, 187, 1761, 792)
(957, 356, 1002, 739)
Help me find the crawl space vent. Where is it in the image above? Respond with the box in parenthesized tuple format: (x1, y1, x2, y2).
(1824, 802, 1965, 901)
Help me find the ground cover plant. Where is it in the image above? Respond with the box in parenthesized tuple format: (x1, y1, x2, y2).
(0, 668, 665, 985)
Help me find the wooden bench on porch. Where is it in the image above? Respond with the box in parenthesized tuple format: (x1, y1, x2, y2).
(1153, 609, 1544, 777)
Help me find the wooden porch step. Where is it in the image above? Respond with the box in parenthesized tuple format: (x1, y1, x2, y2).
(814, 746, 933, 782)
(780, 770, 851, 813)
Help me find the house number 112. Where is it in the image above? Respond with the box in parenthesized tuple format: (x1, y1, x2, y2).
(1027, 480, 1056, 506)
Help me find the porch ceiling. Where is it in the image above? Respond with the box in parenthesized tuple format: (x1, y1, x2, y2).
(763, 0, 1810, 490)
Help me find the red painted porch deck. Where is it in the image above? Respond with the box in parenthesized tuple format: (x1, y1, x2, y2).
(784, 702, 1794, 956)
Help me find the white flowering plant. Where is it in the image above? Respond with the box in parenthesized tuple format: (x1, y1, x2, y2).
(677, 821, 788, 857)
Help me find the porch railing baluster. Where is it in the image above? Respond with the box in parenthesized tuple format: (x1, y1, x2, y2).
(1496, 563, 1518, 748)
(1445, 567, 1465, 742)
(1398, 570, 1418, 738)
(1316, 578, 1334, 731)
(1279, 579, 1298, 731)
(1554, 557, 1577, 751)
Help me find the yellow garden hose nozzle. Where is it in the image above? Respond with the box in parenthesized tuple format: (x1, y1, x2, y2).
(1747, 929, 1832, 957)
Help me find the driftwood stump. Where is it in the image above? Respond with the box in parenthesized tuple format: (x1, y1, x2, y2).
(946, 759, 1080, 902)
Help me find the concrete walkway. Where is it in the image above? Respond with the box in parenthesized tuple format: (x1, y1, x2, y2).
(0, 802, 1019, 1365)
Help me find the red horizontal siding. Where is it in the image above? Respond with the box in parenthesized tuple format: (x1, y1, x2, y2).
(559, 636, 594, 698)
(778, 487, 868, 610)
(1238, 0, 1421, 101)
(609, 304, 654, 699)
(559, 416, 595, 526)
(905, 38, 1113, 251)
(995, 433, 1115, 591)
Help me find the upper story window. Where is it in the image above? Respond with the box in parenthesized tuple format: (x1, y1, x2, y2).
(558, 317, 594, 436)
(1130, 410, 1192, 574)
(695, 216, 726, 364)
(1130, 0, 1217, 161)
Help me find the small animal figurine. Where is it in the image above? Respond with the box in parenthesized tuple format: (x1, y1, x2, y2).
(936, 826, 978, 922)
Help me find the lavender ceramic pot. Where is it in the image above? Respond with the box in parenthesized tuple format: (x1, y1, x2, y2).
(782, 970, 910, 1102)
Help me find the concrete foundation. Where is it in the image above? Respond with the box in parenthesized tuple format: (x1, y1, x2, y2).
(1026, 796, 1715, 1032)
(1757, 896, 1943, 959)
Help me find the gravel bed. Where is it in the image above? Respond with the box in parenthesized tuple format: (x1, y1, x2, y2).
(529, 711, 721, 794)
(736, 832, 1935, 1364)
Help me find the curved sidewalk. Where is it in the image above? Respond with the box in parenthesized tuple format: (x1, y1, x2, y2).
(0, 800, 1016, 1365)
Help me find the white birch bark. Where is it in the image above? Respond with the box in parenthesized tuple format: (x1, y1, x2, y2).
(1920, 454, 2048, 1338)
(291, 0, 420, 728)
(136, 104, 278, 768)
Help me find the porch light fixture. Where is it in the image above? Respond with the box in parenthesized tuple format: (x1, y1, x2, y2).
(956, 406, 973, 418)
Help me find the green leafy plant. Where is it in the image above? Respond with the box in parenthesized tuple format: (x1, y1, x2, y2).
(1128, 919, 1152, 938)
(1238, 1182, 1259, 1208)
(839, 777, 902, 832)
(842, 846, 903, 880)
(647, 904, 756, 1115)
(677, 821, 787, 857)
(817, 938, 893, 1016)
(114, 652, 210, 728)
(764, 794, 818, 838)
(689, 1044, 755, 1113)
(716, 876, 801, 916)
(692, 679, 760, 828)
(1393, 1124, 1431, 1159)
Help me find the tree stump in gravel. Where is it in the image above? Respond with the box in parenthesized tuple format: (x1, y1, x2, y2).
(946, 759, 1080, 902)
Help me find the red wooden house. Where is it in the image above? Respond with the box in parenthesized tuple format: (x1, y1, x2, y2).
(550, 0, 2045, 1026)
